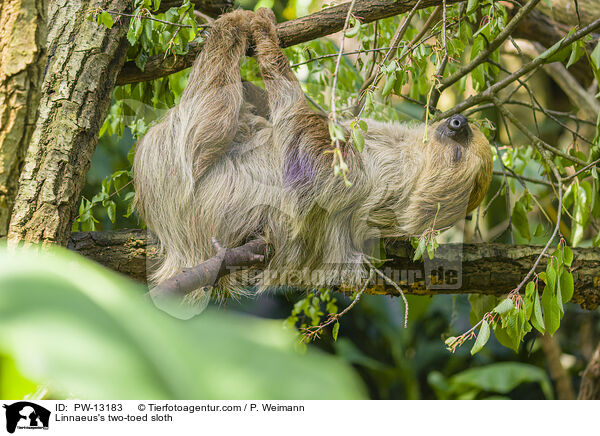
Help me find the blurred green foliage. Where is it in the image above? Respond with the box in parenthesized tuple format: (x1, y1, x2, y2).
(0, 247, 365, 399)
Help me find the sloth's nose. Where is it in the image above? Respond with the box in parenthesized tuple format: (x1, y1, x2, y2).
(448, 114, 468, 133)
(436, 114, 472, 146)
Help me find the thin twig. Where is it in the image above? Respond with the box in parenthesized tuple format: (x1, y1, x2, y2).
(513, 181, 563, 294)
(493, 97, 588, 167)
(427, 0, 448, 112)
(301, 269, 374, 342)
(98, 8, 199, 28)
(354, 0, 424, 118)
(482, 179, 506, 216)
(366, 259, 409, 328)
(494, 142, 514, 244)
(438, 0, 541, 92)
(492, 170, 554, 187)
(562, 158, 600, 182)
(434, 16, 600, 121)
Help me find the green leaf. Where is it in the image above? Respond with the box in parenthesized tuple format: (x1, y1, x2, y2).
(591, 41, 600, 71)
(99, 12, 114, 29)
(524, 282, 535, 319)
(468, 295, 496, 326)
(413, 237, 426, 261)
(493, 324, 520, 352)
(541, 285, 561, 336)
(106, 200, 116, 223)
(566, 41, 585, 68)
(471, 64, 486, 91)
(533, 223, 545, 237)
(493, 298, 514, 315)
(328, 122, 346, 142)
(344, 19, 360, 38)
(571, 181, 590, 247)
(0, 247, 366, 399)
(332, 322, 340, 341)
(531, 288, 545, 334)
(449, 362, 553, 399)
(127, 17, 143, 46)
(501, 307, 525, 347)
(537, 39, 571, 63)
(511, 200, 531, 240)
(563, 245, 573, 267)
(135, 52, 149, 72)
(426, 237, 438, 260)
(381, 72, 395, 97)
(466, 0, 479, 15)
(545, 263, 557, 292)
(471, 320, 490, 355)
(559, 269, 574, 303)
(352, 128, 365, 152)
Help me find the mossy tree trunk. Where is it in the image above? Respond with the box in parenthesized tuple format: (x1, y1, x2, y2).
(0, 0, 46, 237)
(7, 0, 131, 247)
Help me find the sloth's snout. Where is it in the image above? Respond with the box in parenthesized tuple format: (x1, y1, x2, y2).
(448, 114, 468, 133)
(436, 114, 472, 147)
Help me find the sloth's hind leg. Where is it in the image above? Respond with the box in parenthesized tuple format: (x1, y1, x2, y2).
(250, 8, 330, 159)
(181, 10, 254, 179)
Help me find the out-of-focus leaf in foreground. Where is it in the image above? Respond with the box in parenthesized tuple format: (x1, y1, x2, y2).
(0, 247, 365, 400)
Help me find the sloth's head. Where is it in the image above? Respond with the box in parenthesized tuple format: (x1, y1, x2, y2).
(365, 114, 493, 236)
(410, 114, 493, 231)
(429, 114, 493, 211)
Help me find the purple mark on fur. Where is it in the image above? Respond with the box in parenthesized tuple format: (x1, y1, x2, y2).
(283, 147, 315, 189)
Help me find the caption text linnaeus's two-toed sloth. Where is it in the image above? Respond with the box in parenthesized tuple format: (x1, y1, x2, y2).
(134, 9, 494, 303)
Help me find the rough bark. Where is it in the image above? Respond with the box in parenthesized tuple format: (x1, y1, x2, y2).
(116, 0, 462, 85)
(578, 341, 600, 400)
(157, 0, 234, 17)
(7, 0, 131, 247)
(536, 0, 598, 26)
(68, 229, 600, 310)
(0, 0, 46, 237)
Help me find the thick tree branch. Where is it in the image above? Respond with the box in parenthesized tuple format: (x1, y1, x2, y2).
(68, 230, 600, 310)
(157, 0, 233, 17)
(116, 0, 461, 85)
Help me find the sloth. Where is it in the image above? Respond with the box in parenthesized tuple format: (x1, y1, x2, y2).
(134, 9, 493, 304)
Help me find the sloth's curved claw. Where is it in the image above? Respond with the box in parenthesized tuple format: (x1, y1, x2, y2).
(211, 237, 225, 251)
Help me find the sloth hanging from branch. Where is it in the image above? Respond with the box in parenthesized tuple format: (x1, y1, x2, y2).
(133, 9, 493, 312)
